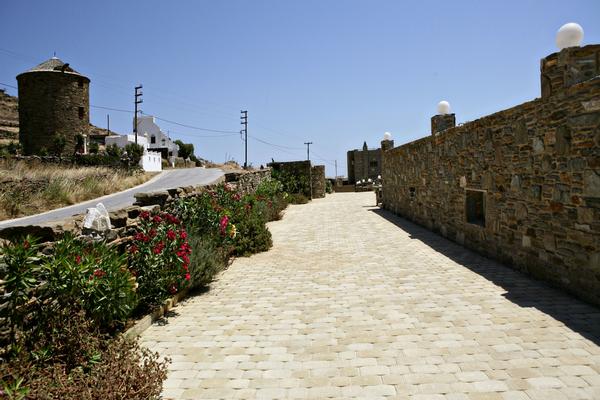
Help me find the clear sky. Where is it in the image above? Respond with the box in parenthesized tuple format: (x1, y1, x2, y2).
(1, 1, 599, 176)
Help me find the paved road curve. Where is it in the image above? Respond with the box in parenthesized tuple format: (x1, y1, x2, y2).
(141, 192, 600, 400)
(0, 167, 223, 228)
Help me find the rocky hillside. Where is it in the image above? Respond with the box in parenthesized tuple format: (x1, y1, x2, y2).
(0, 89, 19, 144)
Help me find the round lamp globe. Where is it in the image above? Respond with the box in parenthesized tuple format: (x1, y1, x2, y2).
(437, 101, 451, 115)
(556, 23, 584, 50)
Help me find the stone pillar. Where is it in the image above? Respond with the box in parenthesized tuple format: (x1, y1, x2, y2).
(431, 114, 456, 135)
(381, 139, 394, 152)
(311, 165, 326, 198)
(540, 44, 600, 99)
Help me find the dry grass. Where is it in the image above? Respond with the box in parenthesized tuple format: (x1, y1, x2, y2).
(0, 159, 156, 220)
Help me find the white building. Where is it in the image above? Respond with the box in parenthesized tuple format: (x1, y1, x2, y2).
(105, 134, 149, 149)
(104, 134, 162, 172)
(135, 115, 179, 159)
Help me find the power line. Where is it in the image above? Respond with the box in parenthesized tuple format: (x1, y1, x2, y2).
(91, 104, 133, 113)
(150, 114, 239, 134)
(0, 82, 17, 89)
(249, 135, 304, 150)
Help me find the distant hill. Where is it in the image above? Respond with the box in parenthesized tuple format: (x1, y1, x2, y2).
(0, 89, 117, 146)
(0, 89, 19, 145)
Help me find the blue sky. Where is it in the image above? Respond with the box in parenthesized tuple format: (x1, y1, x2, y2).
(1, 1, 599, 176)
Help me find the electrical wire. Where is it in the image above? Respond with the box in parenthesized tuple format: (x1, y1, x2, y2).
(91, 104, 133, 113)
(0, 82, 17, 89)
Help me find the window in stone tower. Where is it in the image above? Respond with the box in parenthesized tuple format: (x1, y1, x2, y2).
(78, 107, 84, 119)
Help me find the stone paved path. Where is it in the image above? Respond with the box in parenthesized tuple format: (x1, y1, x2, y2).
(140, 192, 600, 400)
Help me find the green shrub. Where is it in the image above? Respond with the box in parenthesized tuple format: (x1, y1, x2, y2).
(128, 211, 191, 313)
(47, 235, 137, 330)
(186, 234, 229, 288)
(89, 142, 99, 154)
(287, 193, 309, 204)
(0, 308, 168, 400)
(232, 207, 272, 256)
(0, 236, 41, 345)
(271, 169, 311, 197)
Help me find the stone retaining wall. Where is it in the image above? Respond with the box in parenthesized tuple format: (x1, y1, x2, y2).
(382, 45, 600, 307)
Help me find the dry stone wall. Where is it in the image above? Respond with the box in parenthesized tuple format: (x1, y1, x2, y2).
(382, 47, 600, 307)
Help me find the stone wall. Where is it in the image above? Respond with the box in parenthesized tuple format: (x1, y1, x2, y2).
(311, 165, 326, 198)
(225, 168, 271, 195)
(382, 45, 600, 307)
(17, 72, 90, 155)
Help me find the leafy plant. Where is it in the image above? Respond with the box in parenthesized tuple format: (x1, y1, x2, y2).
(88, 142, 99, 154)
(0, 236, 41, 345)
(125, 143, 144, 165)
(0, 308, 168, 400)
(45, 234, 137, 330)
(128, 212, 191, 312)
(186, 234, 229, 288)
(51, 134, 67, 157)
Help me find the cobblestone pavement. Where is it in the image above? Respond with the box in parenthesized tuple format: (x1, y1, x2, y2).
(140, 192, 600, 400)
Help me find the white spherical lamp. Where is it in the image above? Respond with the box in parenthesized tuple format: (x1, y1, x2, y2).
(437, 100, 451, 115)
(383, 131, 392, 141)
(556, 23, 584, 50)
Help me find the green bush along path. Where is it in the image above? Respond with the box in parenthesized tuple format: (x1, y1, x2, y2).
(141, 192, 600, 400)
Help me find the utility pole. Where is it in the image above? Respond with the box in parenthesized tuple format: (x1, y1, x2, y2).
(304, 142, 313, 161)
(134, 84, 143, 145)
(335, 160, 338, 178)
(107, 114, 110, 135)
(240, 110, 248, 169)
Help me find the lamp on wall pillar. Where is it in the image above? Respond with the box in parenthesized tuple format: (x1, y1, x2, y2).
(437, 100, 451, 115)
(431, 101, 456, 135)
(383, 131, 392, 141)
(556, 22, 584, 50)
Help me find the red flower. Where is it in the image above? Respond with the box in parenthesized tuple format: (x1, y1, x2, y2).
(149, 228, 157, 238)
(134, 232, 149, 243)
(168, 284, 178, 294)
(233, 193, 241, 201)
(140, 211, 150, 220)
(179, 230, 187, 240)
(92, 269, 106, 278)
(129, 244, 139, 254)
(166, 230, 176, 240)
(182, 254, 190, 265)
(23, 240, 30, 250)
(219, 215, 229, 235)
(153, 241, 165, 255)
(185, 273, 191, 281)
(75, 255, 82, 265)
(153, 215, 162, 223)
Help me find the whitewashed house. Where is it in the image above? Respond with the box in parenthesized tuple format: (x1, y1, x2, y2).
(136, 115, 179, 163)
(104, 133, 162, 172)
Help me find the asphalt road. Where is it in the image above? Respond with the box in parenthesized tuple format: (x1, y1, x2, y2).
(0, 167, 224, 228)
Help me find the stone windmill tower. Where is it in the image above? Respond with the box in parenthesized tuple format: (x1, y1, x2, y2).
(16, 57, 90, 155)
